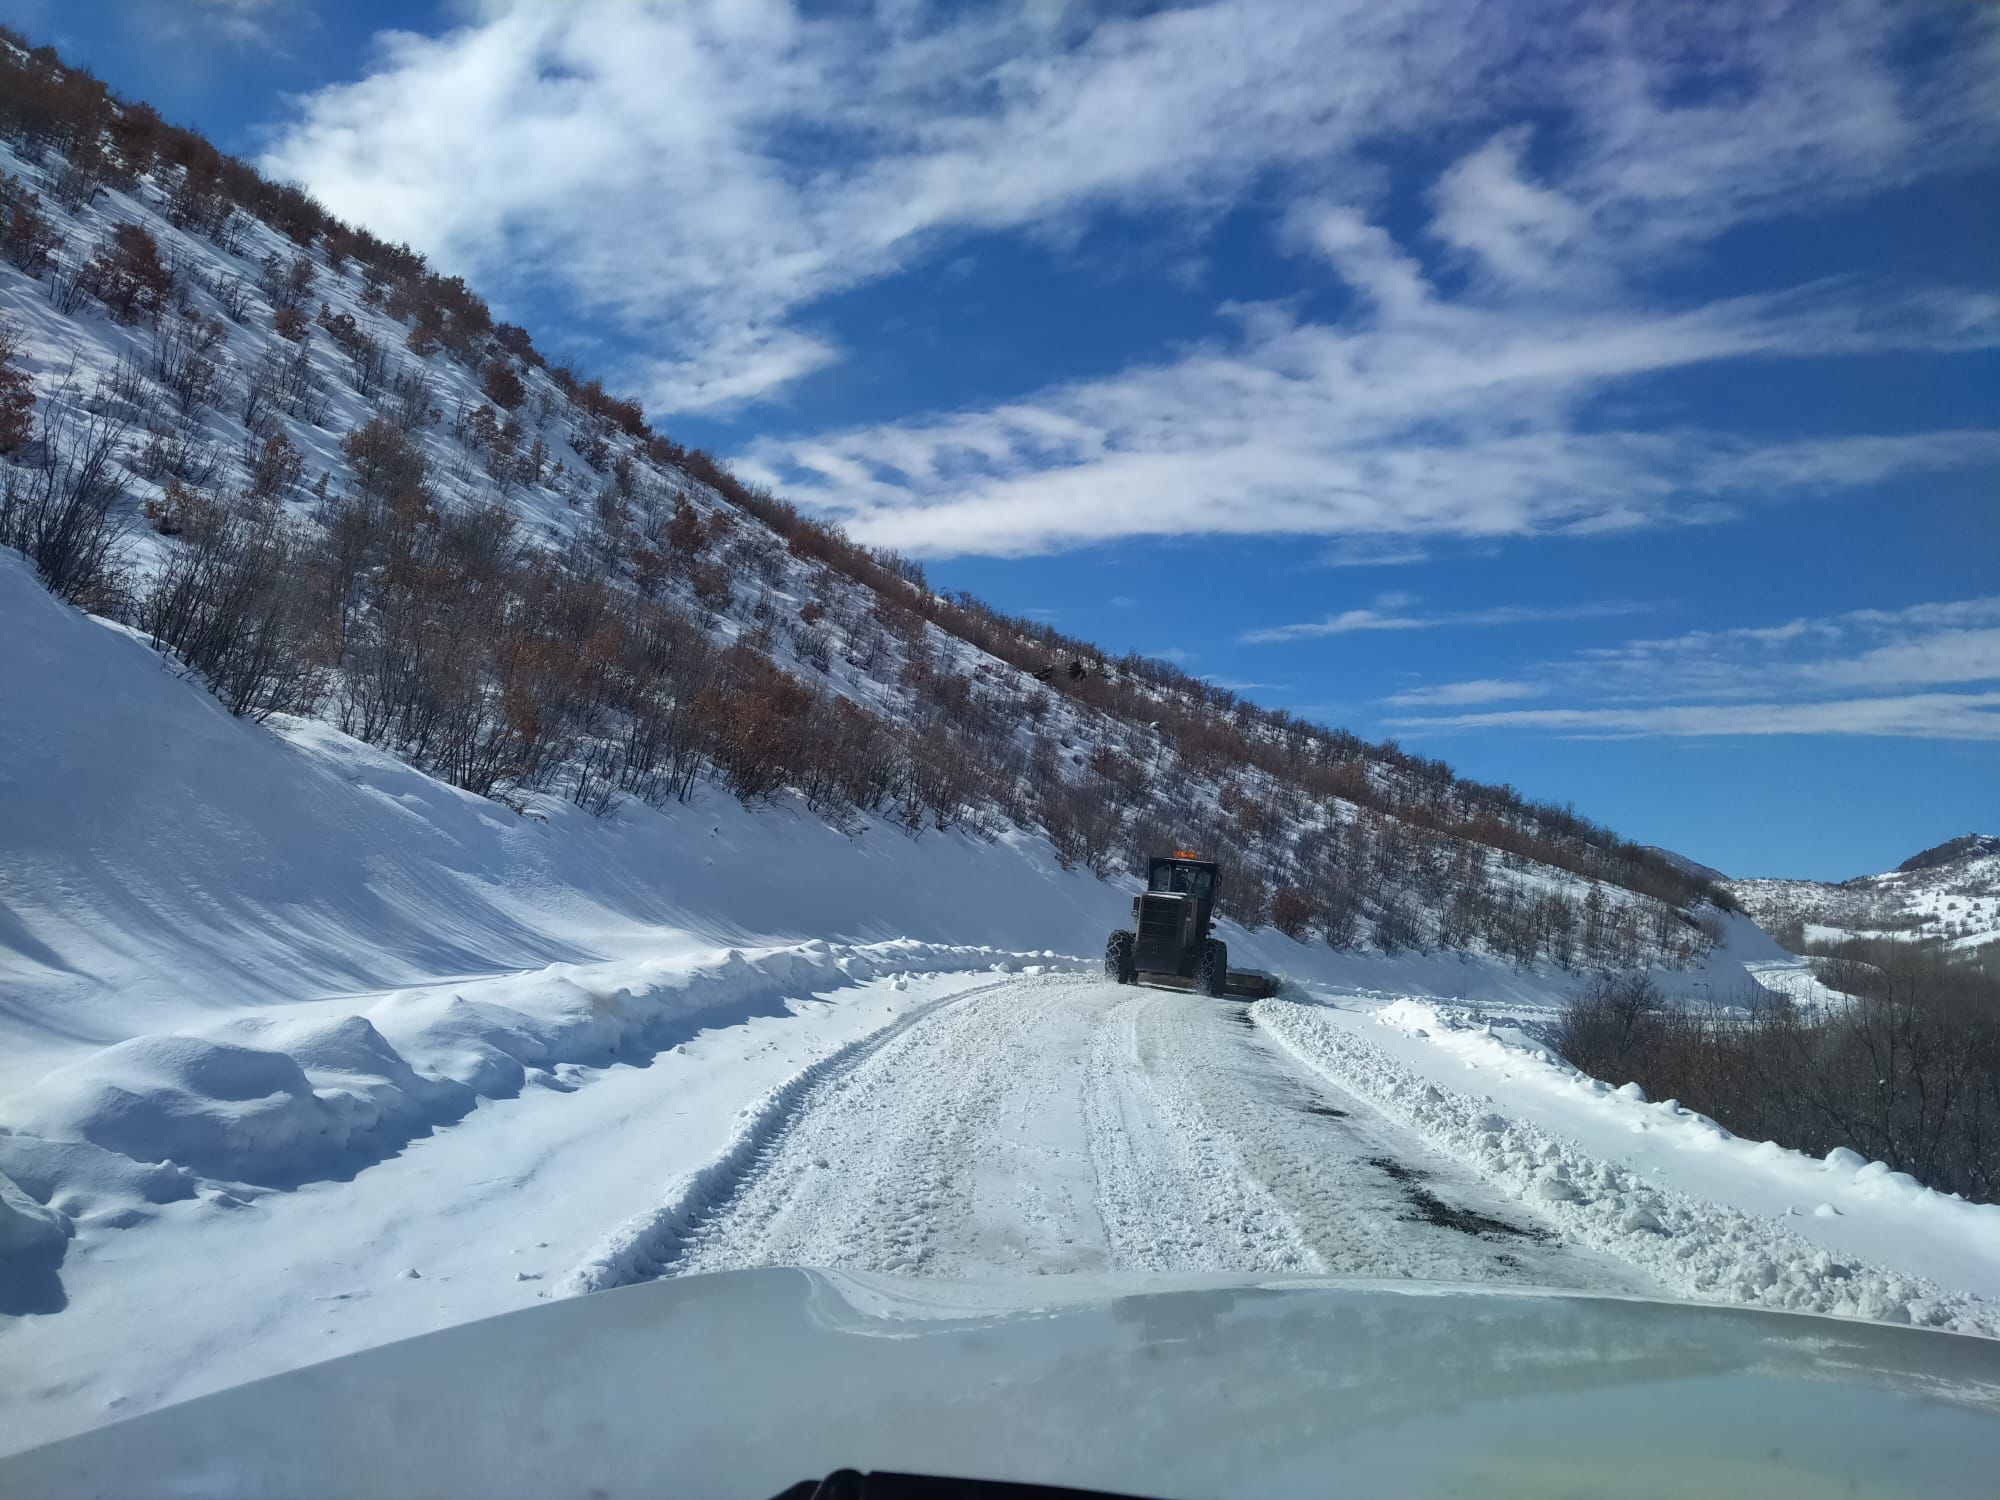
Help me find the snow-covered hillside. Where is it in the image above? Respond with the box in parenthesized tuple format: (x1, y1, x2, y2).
(1731, 836, 2000, 954)
(0, 35, 1726, 986)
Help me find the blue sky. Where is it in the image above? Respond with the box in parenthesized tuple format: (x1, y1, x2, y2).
(12, 0, 1997, 879)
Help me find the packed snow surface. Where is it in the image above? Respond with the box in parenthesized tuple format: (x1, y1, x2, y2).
(588, 975, 1647, 1294)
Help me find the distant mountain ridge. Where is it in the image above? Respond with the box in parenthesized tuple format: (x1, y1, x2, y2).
(1639, 846, 1730, 884)
(1897, 834, 2000, 876)
(1729, 834, 2000, 954)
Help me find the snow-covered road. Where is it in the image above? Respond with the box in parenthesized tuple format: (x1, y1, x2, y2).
(15, 963, 1992, 1458)
(641, 974, 1650, 1293)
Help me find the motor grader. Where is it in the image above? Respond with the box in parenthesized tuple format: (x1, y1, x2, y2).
(1104, 852, 1279, 999)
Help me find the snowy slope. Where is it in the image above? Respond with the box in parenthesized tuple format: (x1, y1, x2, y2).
(0, 544, 1654, 1181)
(0, 103, 1727, 983)
(1731, 837, 2000, 953)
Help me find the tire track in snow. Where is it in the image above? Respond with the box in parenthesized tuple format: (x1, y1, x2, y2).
(558, 973, 1032, 1294)
(1083, 991, 1323, 1273)
(592, 972, 1657, 1292)
(1112, 996, 1652, 1289)
(670, 975, 1116, 1278)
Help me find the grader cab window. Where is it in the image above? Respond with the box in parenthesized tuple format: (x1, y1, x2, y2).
(1148, 864, 1213, 899)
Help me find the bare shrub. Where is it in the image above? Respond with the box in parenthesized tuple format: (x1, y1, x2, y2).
(1269, 886, 1313, 940)
(132, 426, 220, 487)
(481, 358, 525, 410)
(167, 160, 233, 239)
(1551, 972, 1659, 1079)
(689, 559, 733, 612)
(0, 173, 62, 274)
(273, 342, 325, 423)
(0, 390, 131, 606)
(387, 365, 435, 430)
(1554, 958, 2000, 1203)
(247, 431, 303, 501)
(84, 223, 173, 323)
(150, 310, 227, 417)
(47, 251, 92, 315)
(140, 493, 324, 720)
(1374, 893, 1425, 953)
(259, 250, 315, 312)
(343, 415, 428, 502)
(49, 135, 106, 211)
(240, 350, 284, 439)
(209, 270, 254, 323)
(0, 321, 33, 457)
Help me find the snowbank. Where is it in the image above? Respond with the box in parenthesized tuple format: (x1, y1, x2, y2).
(1255, 995, 2000, 1337)
(2, 940, 1069, 1264)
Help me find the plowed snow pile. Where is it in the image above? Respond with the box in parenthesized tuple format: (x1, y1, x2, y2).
(1255, 998, 2000, 1337)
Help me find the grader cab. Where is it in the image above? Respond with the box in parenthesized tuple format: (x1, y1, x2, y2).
(1103, 853, 1279, 999)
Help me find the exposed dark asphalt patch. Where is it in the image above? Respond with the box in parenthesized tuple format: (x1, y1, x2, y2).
(1299, 1102, 1349, 1119)
(1365, 1155, 1551, 1243)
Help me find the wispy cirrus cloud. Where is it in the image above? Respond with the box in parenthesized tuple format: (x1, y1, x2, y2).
(1315, 539, 1434, 569)
(1242, 599, 1649, 645)
(1572, 598, 2000, 698)
(745, 283, 2000, 556)
(1393, 694, 2000, 741)
(264, 0, 1506, 413)
(1387, 597, 2000, 740)
(1384, 679, 1550, 707)
(265, 0, 2000, 461)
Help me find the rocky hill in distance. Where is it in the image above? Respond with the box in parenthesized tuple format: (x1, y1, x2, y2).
(1729, 834, 2000, 957)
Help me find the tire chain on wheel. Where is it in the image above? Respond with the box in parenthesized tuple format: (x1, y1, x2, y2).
(1104, 929, 1137, 984)
(1198, 937, 1228, 997)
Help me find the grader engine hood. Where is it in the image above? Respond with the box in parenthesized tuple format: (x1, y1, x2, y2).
(1134, 891, 1191, 972)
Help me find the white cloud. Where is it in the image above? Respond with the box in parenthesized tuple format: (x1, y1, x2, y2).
(745, 285, 2000, 556)
(263, 0, 1495, 412)
(1387, 596, 2000, 741)
(1389, 694, 2000, 741)
(1429, 126, 1593, 291)
(1576, 598, 2000, 698)
(1803, 628, 2000, 689)
(1284, 203, 1435, 315)
(263, 0, 2000, 428)
(1241, 599, 1648, 644)
(126, 0, 299, 48)
(1316, 538, 1432, 568)
(1384, 679, 1550, 707)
